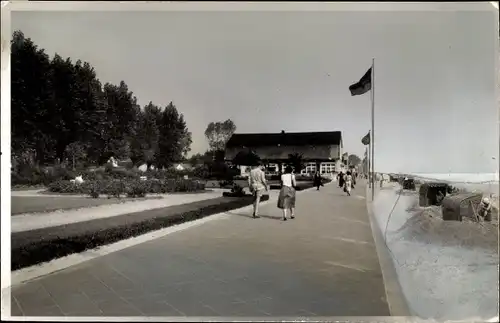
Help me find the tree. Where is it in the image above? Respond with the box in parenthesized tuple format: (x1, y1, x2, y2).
(11, 31, 56, 164)
(187, 151, 214, 166)
(48, 54, 81, 161)
(287, 153, 305, 173)
(64, 142, 88, 169)
(186, 153, 204, 165)
(130, 101, 161, 166)
(232, 150, 261, 166)
(204, 119, 236, 152)
(348, 154, 362, 166)
(101, 81, 140, 160)
(361, 150, 368, 174)
(11, 30, 194, 170)
(70, 60, 109, 163)
(155, 102, 192, 168)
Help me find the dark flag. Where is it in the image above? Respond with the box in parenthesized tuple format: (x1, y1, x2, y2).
(349, 67, 372, 96)
(361, 132, 370, 145)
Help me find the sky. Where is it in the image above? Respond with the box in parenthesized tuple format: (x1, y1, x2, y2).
(10, 2, 499, 174)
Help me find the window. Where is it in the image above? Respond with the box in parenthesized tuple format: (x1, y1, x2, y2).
(266, 163, 279, 173)
(304, 162, 316, 174)
(320, 162, 335, 174)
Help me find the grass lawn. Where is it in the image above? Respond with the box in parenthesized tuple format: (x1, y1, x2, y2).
(11, 196, 162, 215)
(12, 195, 268, 270)
(11, 185, 46, 191)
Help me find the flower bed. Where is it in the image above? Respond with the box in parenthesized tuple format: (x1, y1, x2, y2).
(11, 165, 204, 187)
(11, 195, 269, 270)
(47, 178, 206, 198)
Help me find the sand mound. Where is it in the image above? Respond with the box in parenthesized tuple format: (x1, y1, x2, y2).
(396, 204, 499, 252)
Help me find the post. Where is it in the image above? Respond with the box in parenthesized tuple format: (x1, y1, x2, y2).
(367, 143, 371, 186)
(366, 145, 370, 184)
(370, 58, 375, 201)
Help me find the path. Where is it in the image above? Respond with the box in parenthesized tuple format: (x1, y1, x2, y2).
(11, 191, 222, 233)
(11, 181, 391, 317)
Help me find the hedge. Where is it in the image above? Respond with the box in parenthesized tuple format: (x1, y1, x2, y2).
(11, 195, 269, 270)
(47, 178, 206, 197)
(268, 180, 329, 191)
(11, 165, 207, 187)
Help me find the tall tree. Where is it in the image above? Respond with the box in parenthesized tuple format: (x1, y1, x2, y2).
(155, 102, 192, 168)
(11, 30, 55, 164)
(11, 30, 195, 169)
(48, 54, 80, 161)
(101, 81, 140, 160)
(348, 154, 362, 166)
(130, 101, 161, 166)
(204, 119, 237, 152)
(70, 60, 108, 163)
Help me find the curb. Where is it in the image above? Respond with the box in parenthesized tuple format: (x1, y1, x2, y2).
(365, 184, 413, 317)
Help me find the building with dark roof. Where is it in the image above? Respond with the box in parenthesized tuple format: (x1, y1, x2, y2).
(225, 130, 344, 175)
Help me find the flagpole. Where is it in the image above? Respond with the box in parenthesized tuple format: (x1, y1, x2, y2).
(371, 58, 375, 201)
(366, 145, 370, 185)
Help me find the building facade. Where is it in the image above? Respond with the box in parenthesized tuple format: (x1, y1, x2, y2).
(225, 130, 344, 176)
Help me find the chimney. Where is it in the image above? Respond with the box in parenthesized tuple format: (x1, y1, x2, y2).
(281, 130, 285, 134)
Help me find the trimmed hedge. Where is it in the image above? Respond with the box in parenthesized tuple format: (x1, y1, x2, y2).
(11, 165, 78, 186)
(47, 178, 206, 197)
(11, 165, 205, 187)
(11, 195, 269, 270)
(269, 180, 326, 191)
(223, 191, 251, 197)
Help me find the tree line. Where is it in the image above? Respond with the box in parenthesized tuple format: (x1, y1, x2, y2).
(11, 30, 192, 170)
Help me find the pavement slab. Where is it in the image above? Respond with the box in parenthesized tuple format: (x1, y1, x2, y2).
(11, 181, 391, 317)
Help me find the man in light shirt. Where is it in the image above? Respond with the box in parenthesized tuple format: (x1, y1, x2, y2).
(248, 162, 268, 218)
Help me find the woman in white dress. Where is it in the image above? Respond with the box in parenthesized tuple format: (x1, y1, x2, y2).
(344, 171, 353, 196)
(277, 166, 296, 221)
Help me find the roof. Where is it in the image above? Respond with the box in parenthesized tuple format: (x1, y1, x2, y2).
(226, 131, 342, 148)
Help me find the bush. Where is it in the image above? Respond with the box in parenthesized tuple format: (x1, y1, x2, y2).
(11, 165, 77, 186)
(89, 182, 100, 199)
(126, 180, 148, 198)
(144, 169, 190, 180)
(104, 166, 140, 180)
(218, 179, 234, 188)
(47, 178, 206, 197)
(192, 165, 210, 179)
(12, 164, 204, 187)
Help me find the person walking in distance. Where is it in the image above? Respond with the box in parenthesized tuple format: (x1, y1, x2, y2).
(248, 162, 268, 218)
(338, 171, 345, 188)
(277, 166, 297, 221)
(313, 171, 323, 190)
(344, 171, 353, 196)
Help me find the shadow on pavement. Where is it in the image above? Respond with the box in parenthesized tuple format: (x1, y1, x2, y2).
(227, 212, 283, 221)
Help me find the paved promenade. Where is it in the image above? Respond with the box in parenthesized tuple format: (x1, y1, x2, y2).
(11, 181, 390, 317)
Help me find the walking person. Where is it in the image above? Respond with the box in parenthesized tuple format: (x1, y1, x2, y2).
(338, 171, 345, 188)
(277, 166, 296, 221)
(248, 162, 268, 218)
(313, 171, 323, 190)
(344, 171, 353, 196)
